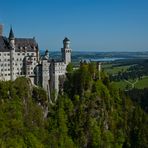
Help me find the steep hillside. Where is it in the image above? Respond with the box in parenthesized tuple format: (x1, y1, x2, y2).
(0, 65, 148, 147)
(0, 77, 48, 147)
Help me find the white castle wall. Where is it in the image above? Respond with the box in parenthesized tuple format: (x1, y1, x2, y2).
(0, 51, 38, 81)
(42, 59, 50, 92)
(0, 52, 11, 80)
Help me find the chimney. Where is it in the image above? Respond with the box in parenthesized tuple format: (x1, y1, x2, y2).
(0, 24, 3, 36)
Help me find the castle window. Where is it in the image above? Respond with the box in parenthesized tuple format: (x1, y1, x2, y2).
(23, 53, 25, 55)
(8, 59, 10, 61)
(7, 53, 10, 56)
(18, 53, 20, 55)
(5, 74, 7, 76)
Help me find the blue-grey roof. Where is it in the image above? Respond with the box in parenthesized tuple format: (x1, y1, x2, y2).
(63, 37, 70, 42)
(0, 36, 39, 52)
(9, 27, 15, 40)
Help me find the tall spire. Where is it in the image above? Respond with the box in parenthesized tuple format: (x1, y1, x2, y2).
(9, 26, 15, 40)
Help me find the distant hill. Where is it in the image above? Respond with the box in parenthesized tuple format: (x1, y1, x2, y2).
(40, 50, 148, 63)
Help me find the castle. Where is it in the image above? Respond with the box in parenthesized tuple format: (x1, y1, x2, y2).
(0, 25, 72, 101)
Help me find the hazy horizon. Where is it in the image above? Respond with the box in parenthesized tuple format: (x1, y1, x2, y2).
(41, 49, 148, 52)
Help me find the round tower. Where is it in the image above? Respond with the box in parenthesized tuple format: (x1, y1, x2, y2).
(9, 27, 16, 81)
(61, 37, 72, 65)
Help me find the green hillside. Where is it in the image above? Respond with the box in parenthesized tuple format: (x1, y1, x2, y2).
(0, 64, 148, 147)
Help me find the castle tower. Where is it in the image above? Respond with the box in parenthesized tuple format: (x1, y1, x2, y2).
(9, 27, 16, 81)
(61, 37, 72, 65)
(42, 49, 50, 93)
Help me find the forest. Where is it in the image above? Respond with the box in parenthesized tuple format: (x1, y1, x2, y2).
(0, 63, 148, 147)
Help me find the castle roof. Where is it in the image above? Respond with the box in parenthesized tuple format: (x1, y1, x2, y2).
(0, 36, 39, 52)
(15, 38, 38, 52)
(0, 36, 10, 52)
(63, 37, 70, 42)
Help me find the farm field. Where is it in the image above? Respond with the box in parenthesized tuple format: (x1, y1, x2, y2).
(103, 61, 148, 90)
(103, 64, 131, 74)
(135, 76, 148, 89)
(112, 76, 148, 90)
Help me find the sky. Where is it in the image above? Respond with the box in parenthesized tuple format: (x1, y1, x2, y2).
(0, 0, 148, 51)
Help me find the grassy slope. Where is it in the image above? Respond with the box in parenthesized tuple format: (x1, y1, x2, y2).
(135, 76, 148, 89)
(103, 63, 148, 90)
(103, 64, 130, 74)
(112, 76, 148, 90)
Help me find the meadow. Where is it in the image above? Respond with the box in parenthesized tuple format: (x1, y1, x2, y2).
(103, 62, 148, 90)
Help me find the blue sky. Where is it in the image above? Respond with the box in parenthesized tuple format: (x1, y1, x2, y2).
(0, 0, 148, 51)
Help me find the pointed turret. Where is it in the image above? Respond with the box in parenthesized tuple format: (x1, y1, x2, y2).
(9, 27, 15, 49)
(9, 27, 15, 40)
(44, 49, 49, 60)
